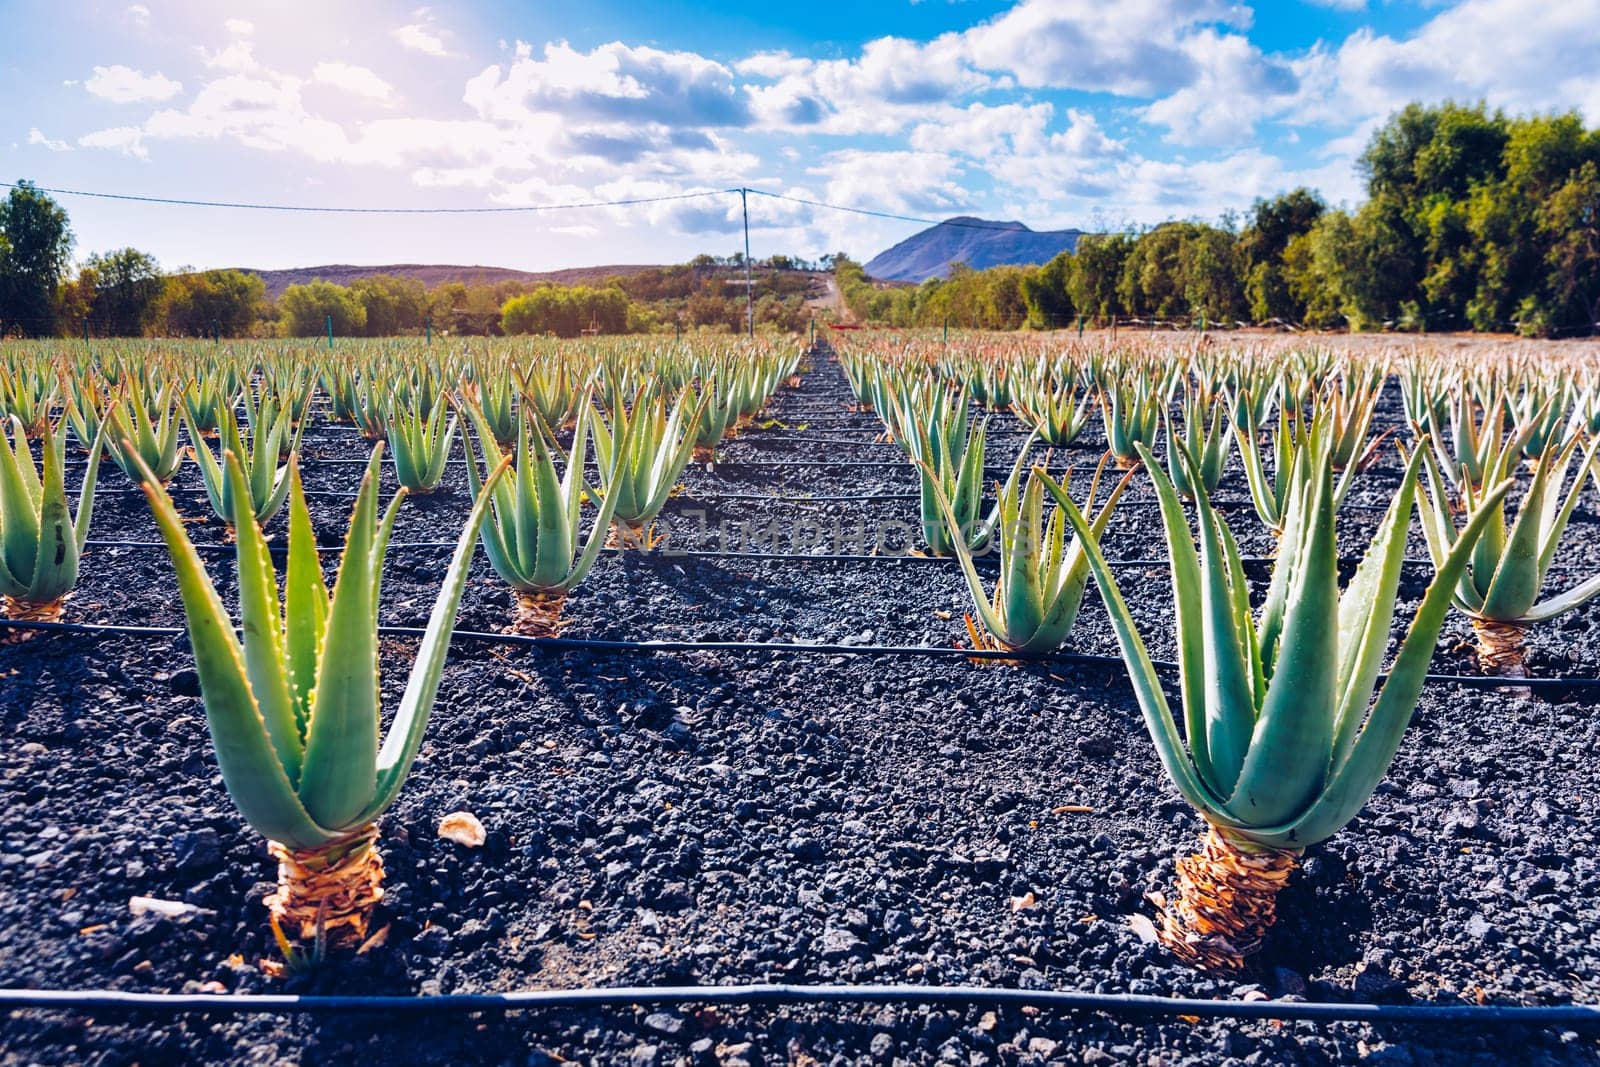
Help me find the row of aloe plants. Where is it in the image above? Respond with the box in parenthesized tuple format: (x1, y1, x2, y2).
(843, 337, 1600, 678)
(0, 339, 798, 632)
(838, 334, 1600, 970)
(2, 337, 800, 968)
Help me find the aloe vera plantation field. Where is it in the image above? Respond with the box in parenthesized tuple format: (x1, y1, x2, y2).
(1, 331, 1599, 1065)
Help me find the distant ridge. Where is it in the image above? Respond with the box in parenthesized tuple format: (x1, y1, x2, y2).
(228, 262, 667, 299)
(864, 217, 1084, 283)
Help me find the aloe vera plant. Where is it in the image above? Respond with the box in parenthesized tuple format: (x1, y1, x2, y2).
(1012, 376, 1091, 447)
(930, 456, 1129, 655)
(1101, 375, 1162, 469)
(590, 387, 705, 548)
(1509, 375, 1574, 464)
(1423, 386, 1506, 495)
(134, 444, 509, 952)
(1165, 381, 1229, 501)
(321, 362, 361, 425)
(461, 369, 517, 450)
(105, 381, 183, 484)
(0, 361, 59, 438)
(187, 389, 304, 529)
(386, 396, 458, 494)
(1414, 427, 1600, 677)
(1232, 397, 1357, 538)
(889, 383, 1020, 556)
(688, 366, 742, 463)
(181, 377, 228, 438)
(522, 360, 585, 429)
(1057, 434, 1511, 972)
(1324, 364, 1389, 473)
(63, 375, 106, 453)
(464, 399, 625, 635)
(0, 416, 103, 623)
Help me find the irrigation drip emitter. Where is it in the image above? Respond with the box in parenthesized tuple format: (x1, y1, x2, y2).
(4, 616, 1597, 692)
(3, 983, 1598, 1030)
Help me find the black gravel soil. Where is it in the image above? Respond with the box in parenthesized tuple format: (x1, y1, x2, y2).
(3, 348, 1600, 1066)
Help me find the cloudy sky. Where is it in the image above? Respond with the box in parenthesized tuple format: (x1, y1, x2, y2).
(4, 0, 1597, 272)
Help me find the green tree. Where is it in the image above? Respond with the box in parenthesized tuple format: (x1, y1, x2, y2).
(1177, 225, 1247, 324)
(501, 285, 632, 337)
(1118, 223, 1244, 323)
(83, 248, 165, 337)
(1282, 211, 1356, 329)
(0, 180, 74, 337)
(1019, 252, 1076, 329)
(279, 280, 367, 337)
(1068, 233, 1133, 324)
(161, 269, 267, 337)
(350, 274, 430, 336)
(1239, 188, 1325, 322)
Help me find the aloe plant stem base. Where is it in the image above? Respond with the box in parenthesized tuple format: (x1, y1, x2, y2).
(511, 591, 568, 638)
(961, 614, 1021, 665)
(692, 445, 716, 464)
(2, 595, 65, 642)
(265, 823, 385, 948)
(1150, 827, 1300, 973)
(608, 521, 662, 550)
(1472, 618, 1528, 678)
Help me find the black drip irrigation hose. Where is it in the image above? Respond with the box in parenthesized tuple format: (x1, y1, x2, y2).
(3, 984, 1597, 1030)
(76, 537, 1600, 579)
(2, 616, 1595, 692)
(83, 478, 1582, 522)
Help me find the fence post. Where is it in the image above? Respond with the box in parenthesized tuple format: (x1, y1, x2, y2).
(326, 314, 334, 350)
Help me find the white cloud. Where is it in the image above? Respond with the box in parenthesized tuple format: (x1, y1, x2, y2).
(28, 128, 71, 151)
(466, 41, 751, 128)
(84, 64, 182, 103)
(744, 36, 990, 136)
(809, 149, 971, 217)
(1318, 0, 1600, 125)
(1139, 29, 1300, 144)
(225, 18, 255, 35)
(198, 41, 258, 73)
(313, 62, 395, 102)
(960, 0, 1253, 96)
(78, 125, 148, 159)
(125, 4, 150, 26)
(733, 51, 811, 80)
(908, 102, 1052, 158)
(395, 16, 451, 58)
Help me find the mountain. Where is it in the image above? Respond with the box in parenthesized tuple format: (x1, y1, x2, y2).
(230, 262, 666, 299)
(864, 217, 1084, 283)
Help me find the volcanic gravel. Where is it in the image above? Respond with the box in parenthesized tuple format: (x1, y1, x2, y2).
(3, 345, 1600, 1065)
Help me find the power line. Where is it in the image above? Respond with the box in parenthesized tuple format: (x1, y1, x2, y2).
(0, 183, 737, 215)
(1, 181, 1053, 234)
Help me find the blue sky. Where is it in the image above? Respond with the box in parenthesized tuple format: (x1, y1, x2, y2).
(3, 0, 1597, 272)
